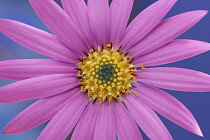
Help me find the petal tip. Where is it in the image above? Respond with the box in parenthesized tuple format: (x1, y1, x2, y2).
(197, 129, 204, 137)
(3, 125, 14, 134)
(201, 10, 209, 15)
(3, 127, 17, 134)
(203, 10, 209, 14)
(196, 10, 209, 17)
(2, 129, 9, 134)
(185, 10, 208, 19)
(192, 124, 204, 137)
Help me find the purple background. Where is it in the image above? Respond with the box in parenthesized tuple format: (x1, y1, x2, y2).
(0, 0, 210, 139)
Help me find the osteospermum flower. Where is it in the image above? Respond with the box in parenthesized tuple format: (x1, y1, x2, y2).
(0, 0, 210, 139)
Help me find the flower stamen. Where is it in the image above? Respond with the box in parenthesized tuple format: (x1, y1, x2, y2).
(140, 63, 146, 70)
(77, 45, 136, 102)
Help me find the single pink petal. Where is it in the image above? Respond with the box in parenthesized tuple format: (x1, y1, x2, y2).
(3, 88, 80, 134)
(125, 94, 173, 140)
(93, 102, 116, 140)
(109, 0, 134, 43)
(0, 59, 77, 80)
(122, 0, 177, 50)
(134, 39, 210, 66)
(129, 10, 208, 57)
(61, 0, 96, 47)
(71, 102, 100, 140)
(0, 19, 78, 63)
(37, 93, 88, 140)
(136, 67, 210, 92)
(88, 0, 109, 45)
(113, 102, 143, 140)
(132, 83, 203, 136)
(29, 0, 88, 56)
(0, 74, 79, 103)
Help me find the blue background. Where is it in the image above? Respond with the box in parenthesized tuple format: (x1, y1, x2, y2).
(0, 0, 210, 139)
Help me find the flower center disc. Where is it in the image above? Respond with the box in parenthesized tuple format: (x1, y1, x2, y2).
(77, 44, 136, 102)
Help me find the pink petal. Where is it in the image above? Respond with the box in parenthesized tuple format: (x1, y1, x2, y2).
(37, 93, 88, 140)
(3, 88, 80, 134)
(0, 59, 76, 80)
(136, 67, 210, 92)
(93, 102, 116, 140)
(125, 94, 173, 140)
(132, 83, 203, 136)
(122, 0, 177, 50)
(29, 0, 88, 56)
(113, 102, 142, 140)
(71, 102, 100, 140)
(0, 19, 78, 63)
(88, 0, 109, 45)
(109, 0, 134, 43)
(0, 74, 79, 103)
(61, 0, 95, 47)
(134, 39, 210, 66)
(129, 10, 208, 57)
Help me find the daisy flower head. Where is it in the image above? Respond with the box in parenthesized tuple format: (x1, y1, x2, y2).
(0, 0, 210, 139)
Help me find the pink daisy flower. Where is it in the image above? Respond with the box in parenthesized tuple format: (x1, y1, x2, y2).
(0, 0, 210, 139)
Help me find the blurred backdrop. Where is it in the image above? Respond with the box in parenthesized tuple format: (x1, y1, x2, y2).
(0, 0, 210, 139)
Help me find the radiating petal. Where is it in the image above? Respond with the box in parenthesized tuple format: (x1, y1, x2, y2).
(122, 0, 177, 50)
(0, 74, 79, 103)
(134, 40, 210, 66)
(129, 10, 208, 57)
(93, 102, 116, 140)
(88, 0, 109, 45)
(61, 0, 95, 47)
(113, 102, 142, 140)
(132, 83, 203, 136)
(0, 19, 78, 63)
(71, 102, 100, 140)
(136, 67, 210, 92)
(0, 59, 76, 80)
(29, 0, 88, 56)
(37, 93, 87, 140)
(109, 0, 134, 43)
(3, 88, 79, 134)
(125, 94, 173, 140)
